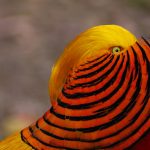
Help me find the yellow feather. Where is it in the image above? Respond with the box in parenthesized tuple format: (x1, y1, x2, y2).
(0, 133, 31, 150)
(49, 25, 137, 104)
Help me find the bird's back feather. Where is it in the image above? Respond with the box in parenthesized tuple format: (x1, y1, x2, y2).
(0, 133, 31, 150)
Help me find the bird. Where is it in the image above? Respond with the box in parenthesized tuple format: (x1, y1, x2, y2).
(0, 25, 150, 150)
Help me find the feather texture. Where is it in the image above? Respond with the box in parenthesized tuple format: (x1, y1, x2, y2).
(0, 25, 150, 150)
(0, 133, 32, 150)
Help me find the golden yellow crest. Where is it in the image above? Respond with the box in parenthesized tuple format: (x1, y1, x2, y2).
(49, 25, 137, 104)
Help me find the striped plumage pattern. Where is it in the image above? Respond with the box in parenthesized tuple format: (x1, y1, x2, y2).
(21, 38, 150, 150)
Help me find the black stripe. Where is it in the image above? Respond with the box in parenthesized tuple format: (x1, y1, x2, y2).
(50, 107, 114, 121)
(53, 74, 134, 124)
(37, 88, 149, 144)
(21, 130, 38, 150)
(127, 128, 150, 150)
(43, 86, 142, 134)
(136, 42, 150, 89)
(43, 114, 77, 132)
(52, 58, 141, 128)
(53, 69, 138, 121)
(136, 42, 147, 62)
(62, 55, 126, 99)
(126, 50, 130, 69)
(67, 55, 120, 89)
(75, 54, 111, 72)
(97, 45, 149, 149)
(60, 56, 128, 111)
(23, 83, 149, 147)
(96, 89, 149, 145)
(74, 55, 114, 79)
(95, 88, 150, 148)
(79, 53, 107, 67)
(131, 46, 139, 80)
(29, 126, 78, 150)
(142, 37, 150, 47)
(99, 105, 150, 149)
(95, 71, 133, 113)
(96, 90, 149, 148)
(58, 62, 132, 111)
(36, 120, 69, 141)
(36, 119, 94, 142)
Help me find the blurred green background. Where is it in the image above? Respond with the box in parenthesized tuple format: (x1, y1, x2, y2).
(0, 0, 150, 139)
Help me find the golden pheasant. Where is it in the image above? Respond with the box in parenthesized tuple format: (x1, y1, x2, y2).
(0, 25, 150, 150)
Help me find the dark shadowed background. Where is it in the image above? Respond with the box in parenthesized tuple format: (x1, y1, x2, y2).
(0, 0, 150, 139)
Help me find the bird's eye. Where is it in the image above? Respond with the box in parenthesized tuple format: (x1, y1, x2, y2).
(112, 47, 121, 53)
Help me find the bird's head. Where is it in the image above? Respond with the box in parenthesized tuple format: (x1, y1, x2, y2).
(49, 25, 138, 105)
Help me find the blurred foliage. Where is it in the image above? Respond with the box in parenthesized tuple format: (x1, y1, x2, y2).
(126, 0, 150, 12)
